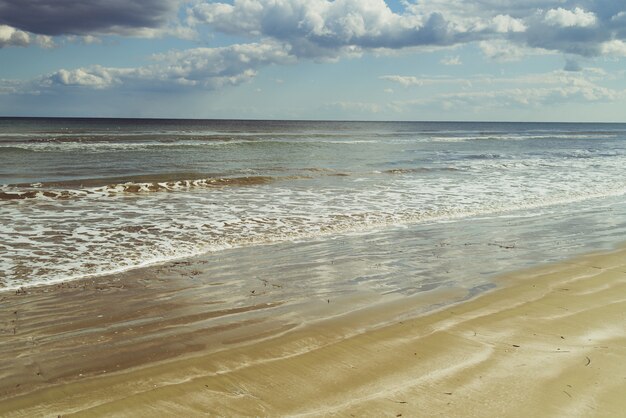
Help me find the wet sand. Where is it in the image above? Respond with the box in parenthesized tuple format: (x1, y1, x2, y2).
(1, 246, 625, 417)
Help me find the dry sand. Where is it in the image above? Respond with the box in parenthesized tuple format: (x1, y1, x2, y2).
(1, 247, 625, 417)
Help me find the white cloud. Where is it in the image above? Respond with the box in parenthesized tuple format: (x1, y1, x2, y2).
(490, 14, 527, 33)
(0, 24, 30, 47)
(441, 83, 620, 106)
(380, 74, 472, 88)
(0, 24, 55, 48)
(0, 79, 23, 94)
(106, 24, 197, 40)
(600, 40, 626, 57)
(387, 69, 624, 112)
(440, 55, 462, 65)
(4, 0, 626, 109)
(544, 7, 597, 28)
(35, 35, 55, 48)
(479, 40, 528, 62)
(3, 0, 625, 61)
(187, 1, 626, 60)
(47, 67, 124, 88)
(64, 35, 103, 45)
(612, 11, 626, 23)
(190, 0, 467, 58)
(40, 42, 295, 91)
(379, 75, 423, 87)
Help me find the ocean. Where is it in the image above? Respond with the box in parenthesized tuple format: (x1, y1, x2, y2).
(2, 118, 626, 292)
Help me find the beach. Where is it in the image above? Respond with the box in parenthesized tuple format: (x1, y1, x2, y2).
(2, 0, 626, 413)
(2, 119, 626, 416)
(1, 243, 625, 416)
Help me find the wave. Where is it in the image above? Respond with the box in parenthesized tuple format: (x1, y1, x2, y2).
(382, 167, 461, 174)
(1, 130, 621, 154)
(0, 174, 280, 201)
(3, 182, 626, 291)
(462, 153, 506, 160)
(0, 137, 383, 153)
(0, 139, 253, 153)
(428, 133, 620, 142)
(554, 149, 620, 159)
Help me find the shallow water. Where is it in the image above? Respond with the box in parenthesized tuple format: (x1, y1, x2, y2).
(1, 118, 626, 290)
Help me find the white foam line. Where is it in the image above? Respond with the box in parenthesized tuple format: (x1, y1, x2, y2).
(3, 186, 626, 293)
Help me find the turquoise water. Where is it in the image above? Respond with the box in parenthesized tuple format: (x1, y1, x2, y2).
(1, 118, 626, 290)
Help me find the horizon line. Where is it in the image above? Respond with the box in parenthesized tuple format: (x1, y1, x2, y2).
(1, 116, 625, 124)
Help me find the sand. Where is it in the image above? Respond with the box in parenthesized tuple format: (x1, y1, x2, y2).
(1, 246, 625, 417)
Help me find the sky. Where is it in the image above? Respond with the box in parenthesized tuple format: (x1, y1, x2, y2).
(0, 0, 625, 121)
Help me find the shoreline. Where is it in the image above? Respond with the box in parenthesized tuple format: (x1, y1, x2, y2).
(1, 245, 625, 416)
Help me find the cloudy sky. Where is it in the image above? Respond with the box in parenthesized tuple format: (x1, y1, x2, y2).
(1, 0, 625, 121)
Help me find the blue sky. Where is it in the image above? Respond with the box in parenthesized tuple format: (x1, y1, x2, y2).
(1, 0, 625, 121)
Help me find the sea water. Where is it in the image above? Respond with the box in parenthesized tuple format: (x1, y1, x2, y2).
(1, 118, 626, 291)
